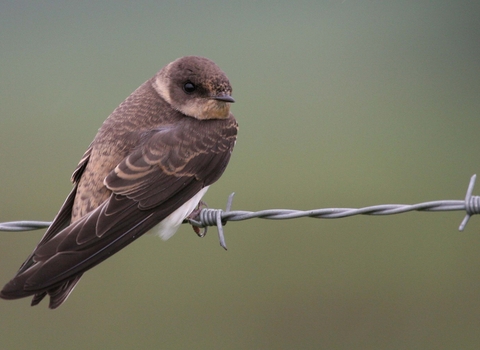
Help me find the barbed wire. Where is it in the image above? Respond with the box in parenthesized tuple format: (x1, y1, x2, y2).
(2, 175, 480, 250)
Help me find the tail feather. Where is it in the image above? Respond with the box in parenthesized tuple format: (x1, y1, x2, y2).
(46, 275, 83, 309)
(1, 274, 83, 309)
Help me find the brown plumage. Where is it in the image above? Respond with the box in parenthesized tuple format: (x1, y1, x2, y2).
(1, 56, 238, 308)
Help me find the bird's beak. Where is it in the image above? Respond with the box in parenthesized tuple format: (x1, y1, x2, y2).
(212, 94, 235, 103)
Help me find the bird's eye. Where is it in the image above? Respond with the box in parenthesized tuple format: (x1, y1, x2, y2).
(183, 82, 196, 94)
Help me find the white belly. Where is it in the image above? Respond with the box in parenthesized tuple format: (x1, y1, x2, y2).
(150, 186, 209, 240)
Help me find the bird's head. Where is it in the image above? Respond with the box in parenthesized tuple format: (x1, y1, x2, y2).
(153, 56, 234, 120)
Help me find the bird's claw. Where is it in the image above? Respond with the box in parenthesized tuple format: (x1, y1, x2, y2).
(186, 200, 208, 237)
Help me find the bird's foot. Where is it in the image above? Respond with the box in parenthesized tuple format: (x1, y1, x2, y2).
(185, 200, 208, 237)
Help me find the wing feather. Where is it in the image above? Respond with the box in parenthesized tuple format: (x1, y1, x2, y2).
(0, 115, 237, 307)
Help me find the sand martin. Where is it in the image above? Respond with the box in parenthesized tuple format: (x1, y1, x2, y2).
(1, 56, 238, 308)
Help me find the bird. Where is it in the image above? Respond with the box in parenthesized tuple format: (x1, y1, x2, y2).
(0, 56, 238, 309)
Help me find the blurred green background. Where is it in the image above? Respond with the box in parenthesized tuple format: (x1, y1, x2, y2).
(1, 1, 480, 349)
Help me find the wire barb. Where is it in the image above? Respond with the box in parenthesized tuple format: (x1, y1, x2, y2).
(459, 174, 480, 231)
(1, 176, 478, 250)
(195, 192, 235, 250)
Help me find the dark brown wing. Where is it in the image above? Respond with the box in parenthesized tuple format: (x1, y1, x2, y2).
(0, 116, 237, 308)
(0, 146, 93, 308)
(5, 146, 92, 280)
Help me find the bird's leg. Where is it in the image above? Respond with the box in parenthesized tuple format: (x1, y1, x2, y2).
(185, 200, 208, 237)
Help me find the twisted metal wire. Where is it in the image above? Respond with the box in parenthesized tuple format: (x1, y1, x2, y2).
(2, 175, 479, 250)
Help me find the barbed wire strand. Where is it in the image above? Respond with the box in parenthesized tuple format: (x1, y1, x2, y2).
(1, 175, 480, 250)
